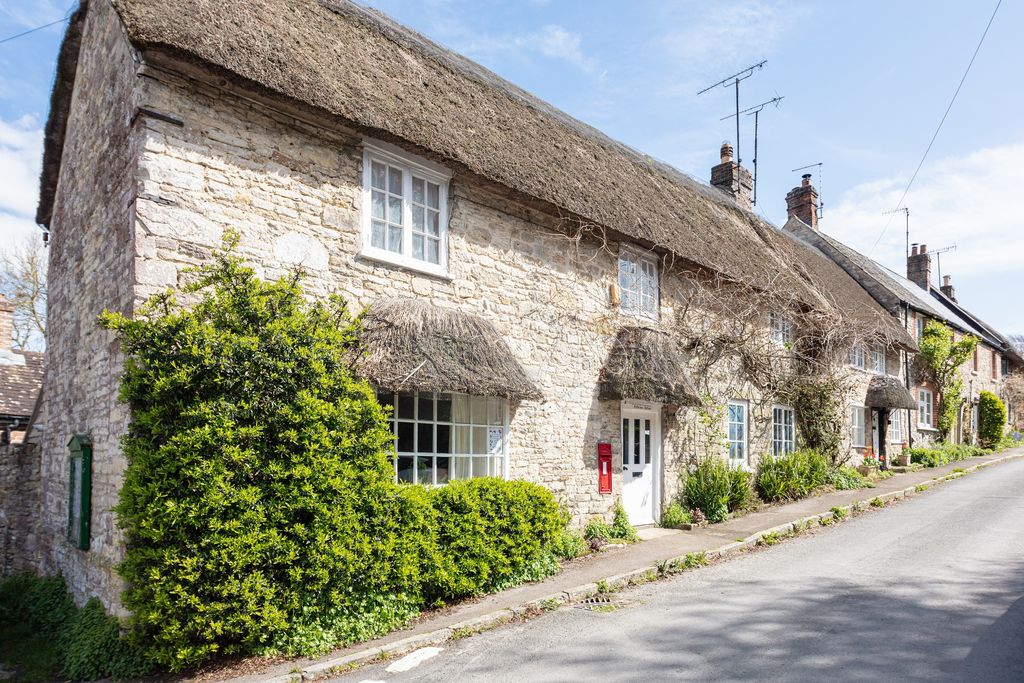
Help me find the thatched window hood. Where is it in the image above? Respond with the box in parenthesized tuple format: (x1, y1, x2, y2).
(355, 298, 541, 401)
(598, 327, 701, 406)
(865, 375, 917, 411)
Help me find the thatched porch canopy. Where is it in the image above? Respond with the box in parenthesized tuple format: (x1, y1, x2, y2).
(865, 375, 917, 411)
(599, 327, 701, 406)
(355, 298, 541, 401)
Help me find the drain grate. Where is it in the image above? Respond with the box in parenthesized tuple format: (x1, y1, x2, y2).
(574, 595, 626, 613)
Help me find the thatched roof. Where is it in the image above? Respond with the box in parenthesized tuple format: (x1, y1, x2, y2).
(40, 0, 834, 308)
(355, 298, 541, 401)
(865, 375, 917, 411)
(599, 327, 701, 406)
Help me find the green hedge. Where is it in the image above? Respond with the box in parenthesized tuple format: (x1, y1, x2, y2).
(99, 236, 567, 670)
(909, 442, 987, 468)
(755, 450, 830, 502)
(0, 574, 152, 681)
(683, 458, 750, 523)
(421, 478, 563, 602)
(978, 391, 1007, 447)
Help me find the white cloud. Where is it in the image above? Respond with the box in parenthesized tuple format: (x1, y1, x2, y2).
(458, 24, 597, 74)
(0, 0, 68, 29)
(662, 1, 799, 71)
(0, 115, 43, 258)
(824, 142, 1024, 280)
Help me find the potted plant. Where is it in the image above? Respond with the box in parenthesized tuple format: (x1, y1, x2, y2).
(891, 444, 911, 466)
(858, 453, 880, 476)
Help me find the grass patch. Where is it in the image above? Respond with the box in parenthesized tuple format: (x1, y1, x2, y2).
(757, 531, 784, 546)
(869, 497, 885, 508)
(830, 506, 847, 521)
(915, 484, 928, 492)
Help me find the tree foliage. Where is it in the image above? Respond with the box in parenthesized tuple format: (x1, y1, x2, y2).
(0, 235, 47, 349)
(916, 321, 977, 439)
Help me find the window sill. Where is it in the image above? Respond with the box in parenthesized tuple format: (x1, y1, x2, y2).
(917, 425, 939, 432)
(358, 248, 453, 280)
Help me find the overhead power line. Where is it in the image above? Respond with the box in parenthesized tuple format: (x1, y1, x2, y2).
(0, 14, 70, 46)
(868, 0, 1002, 256)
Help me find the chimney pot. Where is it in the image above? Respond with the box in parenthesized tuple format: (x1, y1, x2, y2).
(801, 173, 811, 187)
(911, 243, 919, 256)
(920, 244, 928, 254)
(720, 141, 733, 163)
(943, 275, 951, 286)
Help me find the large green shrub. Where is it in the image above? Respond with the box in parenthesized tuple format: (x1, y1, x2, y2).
(755, 450, 830, 502)
(683, 458, 748, 523)
(100, 237, 428, 667)
(978, 391, 1007, 447)
(100, 236, 569, 668)
(909, 442, 987, 467)
(422, 478, 563, 602)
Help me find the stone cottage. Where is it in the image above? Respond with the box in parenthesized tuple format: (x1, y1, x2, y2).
(31, 0, 920, 610)
(784, 206, 1022, 449)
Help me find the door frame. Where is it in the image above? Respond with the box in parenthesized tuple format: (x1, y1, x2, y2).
(621, 400, 662, 526)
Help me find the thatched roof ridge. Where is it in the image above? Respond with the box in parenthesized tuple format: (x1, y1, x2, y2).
(865, 374, 917, 411)
(37, 0, 832, 306)
(355, 298, 541, 401)
(599, 327, 701, 406)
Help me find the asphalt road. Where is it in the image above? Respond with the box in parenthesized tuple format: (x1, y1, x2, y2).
(343, 459, 1024, 682)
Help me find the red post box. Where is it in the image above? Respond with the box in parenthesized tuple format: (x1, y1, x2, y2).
(598, 442, 613, 494)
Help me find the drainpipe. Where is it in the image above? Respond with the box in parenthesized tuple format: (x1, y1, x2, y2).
(903, 302, 914, 450)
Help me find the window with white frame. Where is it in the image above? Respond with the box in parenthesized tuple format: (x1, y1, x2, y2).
(887, 410, 907, 443)
(770, 313, 793, 347)
(917, 387, 934, 427)
(871, 345, 886, 374)
(849, 345, 866, 370)
(362, 146, 450, 275)
(376, 391, 507, 484)
(727, 400, 748, 464)
(617, 250, 659, 318)
(851, 406, 866, 447)
(772, 406, 795, 456)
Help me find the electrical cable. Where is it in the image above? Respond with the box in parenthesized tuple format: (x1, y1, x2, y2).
(868, 0, 1002, 256)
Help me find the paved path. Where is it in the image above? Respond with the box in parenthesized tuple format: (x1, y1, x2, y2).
(340, 457, 1024, 682)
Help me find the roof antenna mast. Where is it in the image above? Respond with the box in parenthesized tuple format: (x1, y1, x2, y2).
(931, 244, 957, 283)
(698, 60, 767, 166)
(882, 207, 911, 258)
(721, 95, 784, 205)
(791, 162, 824, 219)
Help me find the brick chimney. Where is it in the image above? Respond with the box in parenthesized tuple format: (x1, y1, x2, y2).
(940, 274, 957, 302)
(907, 243, 932, 291)
(0, 295, 13, 354)
(710, 141, 752, 209)
(785, 174, 819, 229)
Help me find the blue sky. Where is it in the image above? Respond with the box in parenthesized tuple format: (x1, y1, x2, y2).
(1, 1, 1021, 332)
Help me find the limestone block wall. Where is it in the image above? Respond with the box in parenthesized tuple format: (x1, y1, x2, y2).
(37, 0, 141, 613)
(0, 442, 41, 576)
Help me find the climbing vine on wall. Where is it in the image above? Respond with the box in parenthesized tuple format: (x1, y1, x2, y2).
(915, 320, 977, 440)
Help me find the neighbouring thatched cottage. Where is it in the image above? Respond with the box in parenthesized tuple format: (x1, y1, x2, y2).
(30, 0, 925, 611)
(784, 205, 1023, 449)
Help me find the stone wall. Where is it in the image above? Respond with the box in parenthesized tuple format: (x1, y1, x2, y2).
(0, 442, 41, 576)
(37, 0, 142, 613)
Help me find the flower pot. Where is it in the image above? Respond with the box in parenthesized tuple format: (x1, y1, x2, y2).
(857, 465, 879, 477)
(679, 521, 708, 531)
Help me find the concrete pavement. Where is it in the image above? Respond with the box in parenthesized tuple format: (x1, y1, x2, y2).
(341, 455, 1024, 682)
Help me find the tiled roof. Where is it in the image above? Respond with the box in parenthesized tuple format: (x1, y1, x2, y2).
(0, 350, 44, 418)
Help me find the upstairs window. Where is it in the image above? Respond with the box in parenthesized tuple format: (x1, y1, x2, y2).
(991, 350, 998, 379)
(361, 145, 450, 276)
(871, 345, 886, 375)
(770, 313, 794, 347)
(916, 315, 925, 341)
(972, 347, 979, 372)
(618, 250, 659, 319)
(849, 345, 866, 371)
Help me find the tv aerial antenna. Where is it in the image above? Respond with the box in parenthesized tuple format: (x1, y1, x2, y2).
(931, 244, 957, 283)
(721, 95, 784, 205)
(791, 162, 824, 218)
(882, 207, 910, 258)
(698, 60, 767, 165)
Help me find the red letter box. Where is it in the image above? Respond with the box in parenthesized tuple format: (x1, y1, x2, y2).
(598, 442, 613, 494)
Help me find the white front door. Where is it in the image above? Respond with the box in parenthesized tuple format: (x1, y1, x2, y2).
(621, 405, 660, 526)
